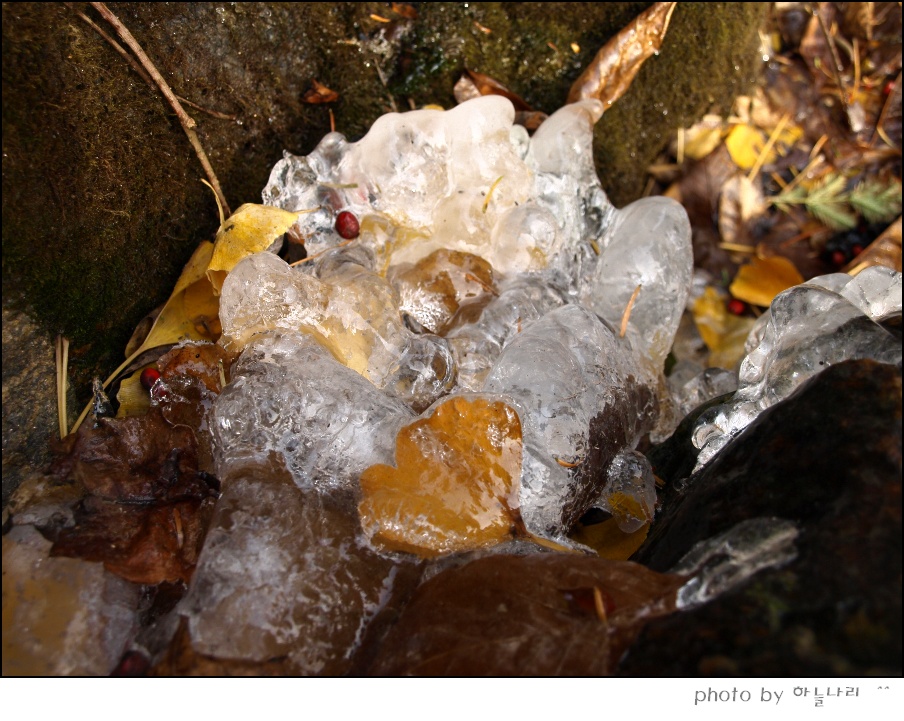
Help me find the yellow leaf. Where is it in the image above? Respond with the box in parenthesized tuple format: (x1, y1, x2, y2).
(692, 287, 757, 370)
(724, 124, 765, 171)
(70, 241, 220, 435)
(729, 255, 804, 307)
(570, 518, 650, 561)
(115, 368, 151, 418)
(358, 396, 522, 557)
(206, 203, 299, 295)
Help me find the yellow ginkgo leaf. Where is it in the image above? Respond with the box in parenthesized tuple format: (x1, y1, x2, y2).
(70, 241, 220, 434)
(115, 368, 151, 418)
(207, 203, 299, 295)
(358, 395, 523, 558)
(729, 255, 804, 308)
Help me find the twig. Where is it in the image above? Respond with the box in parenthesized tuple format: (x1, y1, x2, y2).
(748, 113, 791, 182)
(871, 71, 901, 147)
(619, 284, 642, 338)
(814, 4, 852, 122)
(55, 335, 70, 439)
(89, 2, 231, 216)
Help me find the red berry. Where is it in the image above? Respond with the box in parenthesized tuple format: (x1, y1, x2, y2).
(140, 367, 161, 390)
(727, 298, 746, 315)
(335, 210, 360, 239)
(851, 244, 864, 256)
(831, 250, 847, 267)
(883, 80, 896, 96)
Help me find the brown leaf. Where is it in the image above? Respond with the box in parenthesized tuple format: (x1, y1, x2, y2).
(718, 173, 767, 246)
(458, 69, 534, 111)
(50, 407, 212, 503)
(567, 2, 677, 106)
(50, 495, 216, 585)
(844, 215, 903, 274)
(303, 78, 339, 104)
(391, 3, 418, 20)
(367, 552, 685, 676)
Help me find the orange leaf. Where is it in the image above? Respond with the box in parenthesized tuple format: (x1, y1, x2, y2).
(729, 255, 805, 307)
(358, 396, 522, 557)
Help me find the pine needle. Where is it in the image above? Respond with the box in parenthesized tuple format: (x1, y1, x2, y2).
(619, 284, 642, 338)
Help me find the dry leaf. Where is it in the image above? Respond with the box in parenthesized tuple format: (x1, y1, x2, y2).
(681, 114, 725, 161)
(730, 254, 805, 307)
(460, 69, 533, 111)
(718, 173, 767, 246)
(358, 395, 522, 557)
(567, 2, 677, 106)
(302, 79, 339, 104)
(207, 203, 299, 295)
(844, 216, 903, 274)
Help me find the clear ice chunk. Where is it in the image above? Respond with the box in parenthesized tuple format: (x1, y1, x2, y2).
(209, 330, 413, 491)
(2, 525, 139, 676)
(692, 268, 903, 471)
(483, 304, 658, 538)
(671, 517, 799, 609)
(177, 458, 409, 675)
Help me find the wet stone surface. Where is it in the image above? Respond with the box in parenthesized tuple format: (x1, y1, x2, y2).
(621, 359, 903, 675)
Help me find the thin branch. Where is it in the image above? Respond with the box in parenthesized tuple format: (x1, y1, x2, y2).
(89, 2, 231, 216)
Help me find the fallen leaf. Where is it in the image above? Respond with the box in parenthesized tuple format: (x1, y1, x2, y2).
(567, 2, 677, 107)
(115, 368, 151, 419)
(302, 79, 339, 104)
(358, 395, 522, 557)
(681, 114, 725, 161)
(730, 254, 805, 307)
(692, 286, 758, 370)
(366, 552, 685, 676)
(207, 203, 299, 295)
(460, 69, 533, 111)
(718, 173, 767, 246)
(844, 216, 902, 274)
(570, 517, 650, 561)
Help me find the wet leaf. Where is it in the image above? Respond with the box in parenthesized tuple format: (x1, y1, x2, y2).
(730, 255, 805, 307)
(207, 203, 299, 295)
(367, 553, 685, 676)
(567, 2, 677, 107)
(570, 517, 650, 561)
(358, 396, 522, 557)
(50, 495, 216, 586)
(115, 368, 151, 419)
(459, 69, 533, 111)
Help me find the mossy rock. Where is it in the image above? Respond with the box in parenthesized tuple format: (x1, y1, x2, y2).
(2, 2, 765, 479)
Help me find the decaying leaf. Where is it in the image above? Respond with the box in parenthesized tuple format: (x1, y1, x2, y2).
(567, 2, 677, 107)
(692, 287, 758, 370)
(207, 203, 299, 295)
(358, 396, 523, 557)
(458, 69, 533, 111)
(730, 254, 805, 307)
(366, 552, 685, 676)
(303, 79, 339, 104)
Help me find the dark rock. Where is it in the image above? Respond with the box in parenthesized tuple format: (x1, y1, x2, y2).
(619, 359, 902, 675)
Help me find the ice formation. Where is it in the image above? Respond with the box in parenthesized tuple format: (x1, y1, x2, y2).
(225, 95, 693, 547)
(692, 266, 902, 471)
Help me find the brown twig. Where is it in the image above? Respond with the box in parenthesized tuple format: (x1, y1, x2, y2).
(814, 4, 853, 123)
(89, 2, 231, 216)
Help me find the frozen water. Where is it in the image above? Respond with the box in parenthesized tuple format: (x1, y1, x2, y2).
(483, 304, 658, 538)
(672, 517, 799, 609)
(692, 268, 903, 471)
(209, 330, 413, 491)
(178, 458, 410, 675)
(2, 525, 139, 676)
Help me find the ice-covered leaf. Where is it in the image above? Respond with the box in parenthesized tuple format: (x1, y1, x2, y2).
(730, 255, 805, 307)
(567, 2, 677, 107)
(207, 203, 299, 295)
(569, 517, 650, 561)
(358, 395, 523, 557)
(367, 552, 685, 676)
